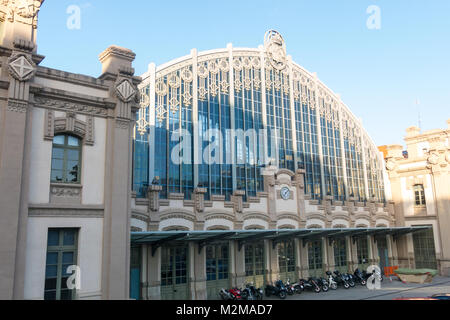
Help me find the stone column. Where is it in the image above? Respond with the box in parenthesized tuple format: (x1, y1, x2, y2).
(301, 241, 310, 279)
(0, 8, 42, 298)
(191, 243, 207, 300)
(233, 242, 246, 288)
(350, 236, 359, 270)
(147, 246, 161, 300)
(267, 240, 279, 284)
(99, 45, 141, 300)
(294, 238, 302, 280)
(140, 244, 148, 300)
(326, 239, 335, 272)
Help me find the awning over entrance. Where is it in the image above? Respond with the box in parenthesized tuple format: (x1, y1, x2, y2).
(131, 227, 430, 256)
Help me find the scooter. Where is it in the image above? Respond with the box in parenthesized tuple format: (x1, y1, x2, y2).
(265, 280, 287, 299)
(325, 271, 338, 290)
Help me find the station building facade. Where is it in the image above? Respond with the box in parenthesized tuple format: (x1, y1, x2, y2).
(0, 1, 443, 301)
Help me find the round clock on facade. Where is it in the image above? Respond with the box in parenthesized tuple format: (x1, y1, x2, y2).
(281, 187, 291, 200)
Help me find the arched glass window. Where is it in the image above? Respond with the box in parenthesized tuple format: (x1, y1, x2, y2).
(51, 135, 81, 184)
(414, 184, 426, 206)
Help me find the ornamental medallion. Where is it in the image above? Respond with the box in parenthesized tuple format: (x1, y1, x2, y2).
(264, 30, 287, 71)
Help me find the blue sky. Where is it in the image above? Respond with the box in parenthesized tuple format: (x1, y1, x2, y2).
(37, 0, 450, 147)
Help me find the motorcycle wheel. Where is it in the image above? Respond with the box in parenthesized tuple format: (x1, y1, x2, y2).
(314, 286, 321, 293)
(265, 289, 271, 297)
(349, 281, 355, 287)
(322, 285, 329, 292)
(331, 283, 337, 290)
(344, 283, 350, 289)
(279, 291, 287, 300)
(287, 290, 294, 296)
(361, 280, 367, 286)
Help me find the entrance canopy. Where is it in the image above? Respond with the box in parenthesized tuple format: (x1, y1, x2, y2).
(131, 227, 430, 255)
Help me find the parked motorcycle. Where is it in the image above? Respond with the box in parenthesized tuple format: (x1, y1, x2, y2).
(354, 269, 367, 286)
(265, 280, 288, 299)
(325, 271, 338, 290)
(219, 288, 234, 300)
(343, 273, 356, 287)
(285, 279, 296, 296)
(333, 271, 350, 289)
(228, 288, 243, 300)
(291, 280, 304, 294)
(299, 278, 321, 293)
(243, 282, 264, 300)
(317, 277, 330, 292)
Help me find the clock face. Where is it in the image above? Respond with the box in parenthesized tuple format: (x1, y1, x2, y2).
(281, 187, 291, 200)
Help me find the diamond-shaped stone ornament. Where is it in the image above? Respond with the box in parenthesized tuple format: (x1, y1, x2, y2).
(116, 80, 136, 102)
(9, 56, 35, 81)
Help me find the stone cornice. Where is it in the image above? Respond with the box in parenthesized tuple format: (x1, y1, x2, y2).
(36, 66, 109, 91)
(32, 92, 113, 118)
(28, 204, 104, 218)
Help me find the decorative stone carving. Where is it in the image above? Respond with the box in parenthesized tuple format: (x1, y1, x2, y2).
(50, 183, 82, 205)
(116, 79, 137, 103)
(385, 159, 397, 172)
(264, 30, 287, 71)
(147, 185, 163, 213)
(232, 190, 245, 214)
(8, 53, 36, 81)
(34, 96, 108, 117)
(7, 99, 27, 113)
(44, 111, 95, 146)
(0, 0, 43, 28)
(427, 153, 439, 166)
(194, 188, 207, 213)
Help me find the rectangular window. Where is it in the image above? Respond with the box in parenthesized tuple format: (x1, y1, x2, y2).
(44, 229, 78, 300)
(414, 184, 426, 206)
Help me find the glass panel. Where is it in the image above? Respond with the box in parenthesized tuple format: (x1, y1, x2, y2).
(51, 170, 64, 182)
(53, 135, 65, 145)
(52, 148, 64, 160)
(67, 150, 79, 161)
(51, 159, 64, 170)
(60, 289, 73, 300)
(63, 230, 76, 246)
(68, 136, 80, 147)
(47, 230, 60, 246)
(45, 265, 57, 278)
(46, 252, 58, 265)
(44, 290, 57, 300)
(62, 252, 74, 264)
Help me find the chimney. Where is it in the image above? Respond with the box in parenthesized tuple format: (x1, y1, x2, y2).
(99, 45, 136, 77)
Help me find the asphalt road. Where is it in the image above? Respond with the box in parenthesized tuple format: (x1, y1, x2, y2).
(265, 276, 450, 300)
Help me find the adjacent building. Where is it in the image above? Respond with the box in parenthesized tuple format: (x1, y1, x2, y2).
(382, 122, 450, 277)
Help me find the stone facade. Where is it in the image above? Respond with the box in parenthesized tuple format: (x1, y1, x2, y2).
(382, 121, 450, 276)
(0, 0, 140, 300)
